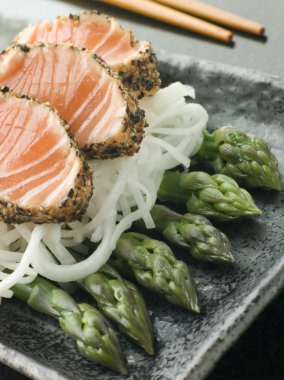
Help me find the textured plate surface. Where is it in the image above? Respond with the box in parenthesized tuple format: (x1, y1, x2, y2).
(0, 51, 284, 380)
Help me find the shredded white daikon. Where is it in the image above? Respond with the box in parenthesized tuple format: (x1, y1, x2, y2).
(0, 82, 208, 297)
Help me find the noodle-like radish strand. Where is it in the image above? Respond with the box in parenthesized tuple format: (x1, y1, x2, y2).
(0, 82, 208, 294)
(0, 225, 43, 295)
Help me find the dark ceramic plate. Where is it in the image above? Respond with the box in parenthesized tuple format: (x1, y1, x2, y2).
(0, 51, 284, 380)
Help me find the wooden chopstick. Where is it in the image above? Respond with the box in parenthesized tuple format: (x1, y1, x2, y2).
(153, 0, 265, 36)
(100, 0, 233, 43)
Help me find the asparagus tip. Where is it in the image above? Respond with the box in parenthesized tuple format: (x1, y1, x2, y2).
(114, 353, 128, 375)
(248, 206, 262, 216)
(144, 343, 155, 356)
(117, 362, 128, 376)
(219, 251, 235, 264)
(269, 179, 282, 191)
(77, 340, 128, 375)
(191, 303, 201, 314)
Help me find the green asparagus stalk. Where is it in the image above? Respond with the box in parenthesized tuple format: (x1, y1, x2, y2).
(83, 264, 154, 355)
(12, 277, 127, 374)
(194, 127, 282, 191)
(158, 171, 261, 221)
(149, 204, 234, 264)
(114, 232, 200, 313)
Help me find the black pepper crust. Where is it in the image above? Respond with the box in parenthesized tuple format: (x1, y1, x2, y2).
(59, 11, 161, 99)
(82, 77, 147, 159)
(0, 86, 93, 224)
(118, 44, 161, 100)
(1, 43, 148, 159)
(77, 10, 161, 99)
(77, 45, 148, 158)
(12, 11, 161, 99)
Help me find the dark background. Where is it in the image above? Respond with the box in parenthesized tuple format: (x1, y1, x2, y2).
(0, 0, 283, 379)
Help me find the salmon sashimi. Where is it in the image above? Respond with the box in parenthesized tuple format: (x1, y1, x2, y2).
(0, 86, 92, 224)
(12, 11, 161, 99)
(0, 44, 146, 158)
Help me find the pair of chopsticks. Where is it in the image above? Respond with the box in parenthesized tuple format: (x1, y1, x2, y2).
(100, 0, 265, 43)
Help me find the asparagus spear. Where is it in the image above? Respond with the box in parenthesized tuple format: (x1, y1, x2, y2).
(158, 171, 261, 221)
(83, 264, 154, 355)
(149, 204, 234, 264)
(12, 277, 127, 374)
(114, 232, 200, 313)
(195, 127, 282, 191)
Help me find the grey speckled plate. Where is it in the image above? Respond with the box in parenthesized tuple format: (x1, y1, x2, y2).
(0, 51, 284, 380)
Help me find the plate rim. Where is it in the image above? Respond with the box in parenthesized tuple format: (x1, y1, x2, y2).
(0, 342, 69, 380)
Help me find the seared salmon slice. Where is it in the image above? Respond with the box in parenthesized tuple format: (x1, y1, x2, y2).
(0, 87, 92, 224)
(0, 44, 146, 158)
(12, 11, 161, 99)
